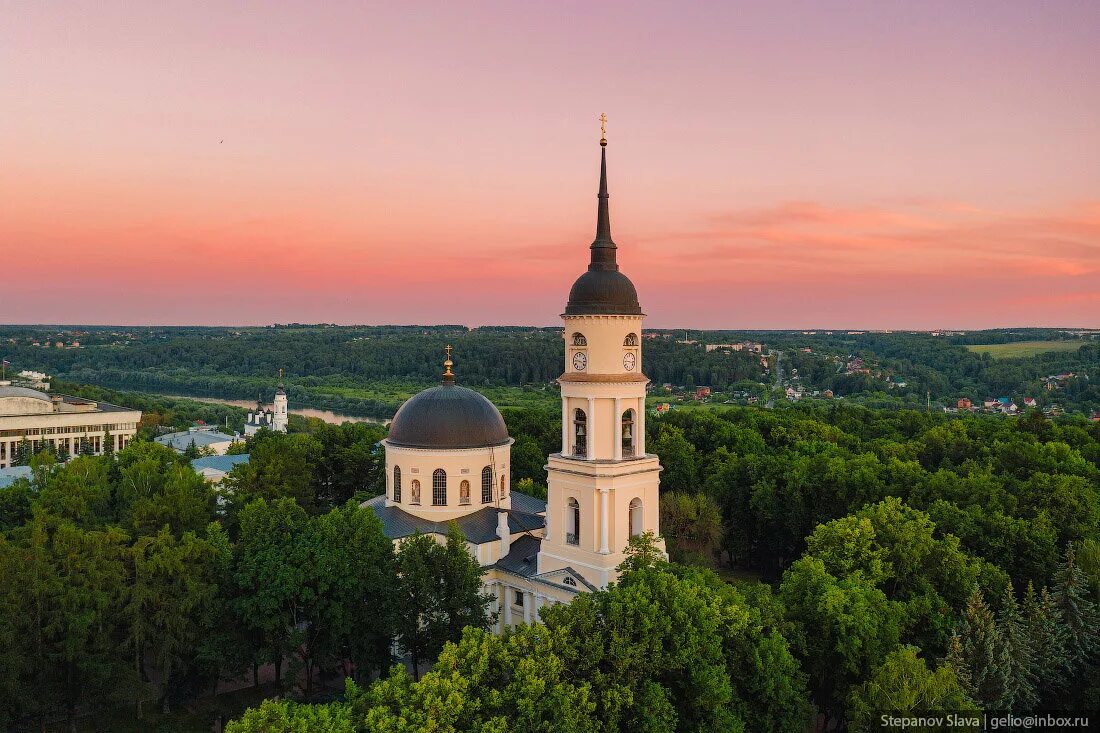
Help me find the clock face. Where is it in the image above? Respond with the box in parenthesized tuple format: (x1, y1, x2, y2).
(623, 352, 637, 371)
(572, 351, 587, 371)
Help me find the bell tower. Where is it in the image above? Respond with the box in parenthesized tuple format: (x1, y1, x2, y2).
(539, 118, 663, 589)
(272, 369, 289, 433)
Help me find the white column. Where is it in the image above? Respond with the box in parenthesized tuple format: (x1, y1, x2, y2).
(613, 397, 622, 461)
(503, 585, 513, 627)
(599, 487, 610, 554)
(534, 592, 543, 621)
(492, 584, 501, 634)
(561, 397, 569, 455)
(637, 398, 646, 455)
(523, 591, 532, 624)
(587, 396, 595, 460)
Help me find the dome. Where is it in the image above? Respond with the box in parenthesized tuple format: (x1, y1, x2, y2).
(0, 385, 50, 401)
(0, 386, 54, 416)
(386, 384, 510, 450)
(565, 268, 641, 315)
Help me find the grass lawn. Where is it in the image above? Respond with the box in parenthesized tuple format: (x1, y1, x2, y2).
(966, 340, 1083, 359)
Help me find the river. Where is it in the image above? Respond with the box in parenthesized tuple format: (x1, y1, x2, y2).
(160, 395, 389, 425)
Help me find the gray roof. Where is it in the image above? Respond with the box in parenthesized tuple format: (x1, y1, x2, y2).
(190, 454, 250, 474)
(493, 535, 596, 592)
(0, 386, 51, 401)
(0, 466, 32, 489)
(494, 535, 542, 577)
(509, 491, 546, 515)
(362, 491, 546, 543)
(156, 430, 238, 451)
(386, 384, 510, 450)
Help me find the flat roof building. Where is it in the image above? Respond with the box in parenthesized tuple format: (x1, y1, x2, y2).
(155, 426, 241, 455)
(0, 382, 141, 469)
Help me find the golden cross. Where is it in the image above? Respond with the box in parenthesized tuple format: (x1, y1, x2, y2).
(599, 112, 607, 138)
(445, 345, 452, 360)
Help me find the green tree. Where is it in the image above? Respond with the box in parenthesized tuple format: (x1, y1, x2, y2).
(649, 424, 697, 493)
(394, 526, 492, 680)
(232, 497, 310, 689)
(102, 426, 114, 457)
(617, 530, 667, 574)
(0, 513, 138, 730)
(1051, 542, 1100, 671)
(127, 523, 230, 714)
(1021, 582, 1068, 700)
(226, 696, 355, 733)
(293, 505, 397, 696)
(949, 588, 1014, 711)
(659, 492, 723, 567)
(779, 556, 902, 726)
(997, 583, 1039, 711)
(848, 646, 979, 732)
(351, 627, 598, 732)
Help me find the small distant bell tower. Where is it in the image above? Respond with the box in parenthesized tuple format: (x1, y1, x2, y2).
(272, 368, 289, 433)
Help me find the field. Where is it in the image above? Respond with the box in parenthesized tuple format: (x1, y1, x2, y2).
(965, 340, 1084, 359)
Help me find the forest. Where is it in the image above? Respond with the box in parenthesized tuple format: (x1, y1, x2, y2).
(1, 402, 1097, 731)
(3, 324, 1095, 417)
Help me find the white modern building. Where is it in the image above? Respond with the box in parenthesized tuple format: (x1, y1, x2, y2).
(0, 382, 141, 469)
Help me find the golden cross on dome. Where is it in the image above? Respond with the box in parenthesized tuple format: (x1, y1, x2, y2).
(599, 112, 607, 144)
(443, 345, 454, 379)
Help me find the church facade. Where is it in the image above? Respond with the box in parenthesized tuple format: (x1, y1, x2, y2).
(363, 133, 663, 630)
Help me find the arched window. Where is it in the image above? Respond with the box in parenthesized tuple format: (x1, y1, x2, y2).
(623, 333, 638, 346)
(566, 497, 580, 545)
(571, 332, 587, 346)
(410, 479, 421, 505)
(481, 466, 493, 503)
(393, 466, 402, 502)
(432, 469, 447, 506)
(629, 498, 643, 537)
(459, 480, 471, 505)
(500, 474, 507, 498)
(563, 576, 577, 587)
(573, 408, 587, 458)
(621, 409, 636, 458)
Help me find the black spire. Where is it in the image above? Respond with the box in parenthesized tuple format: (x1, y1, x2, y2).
(589, 140, 618, 272)
(563, 117, 641, 316)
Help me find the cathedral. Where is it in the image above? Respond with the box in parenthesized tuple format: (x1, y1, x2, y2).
(362, 131, 663, 629)
(243, 371, 289, 436)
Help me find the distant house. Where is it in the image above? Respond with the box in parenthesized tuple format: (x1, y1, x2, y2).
(654, 403, 671, 415)
(190, 453, 250, 483)
(156, 425, 241, 455)
(822, 390, 834, 399)
(1022, 397, 1037, 408)
(957, 398, 972, 409)
(694, 387, 712, 401)
(0, 465, 32, 489)
(983, 399, 1000, 409)
(997, 396, 1011, 405)
(1091, 411, 1100, 423)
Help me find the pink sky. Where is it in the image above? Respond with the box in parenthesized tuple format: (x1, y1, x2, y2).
(2, 1, 1098, 328)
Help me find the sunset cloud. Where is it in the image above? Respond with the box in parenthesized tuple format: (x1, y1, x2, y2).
(1, 2, 1097, 328)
